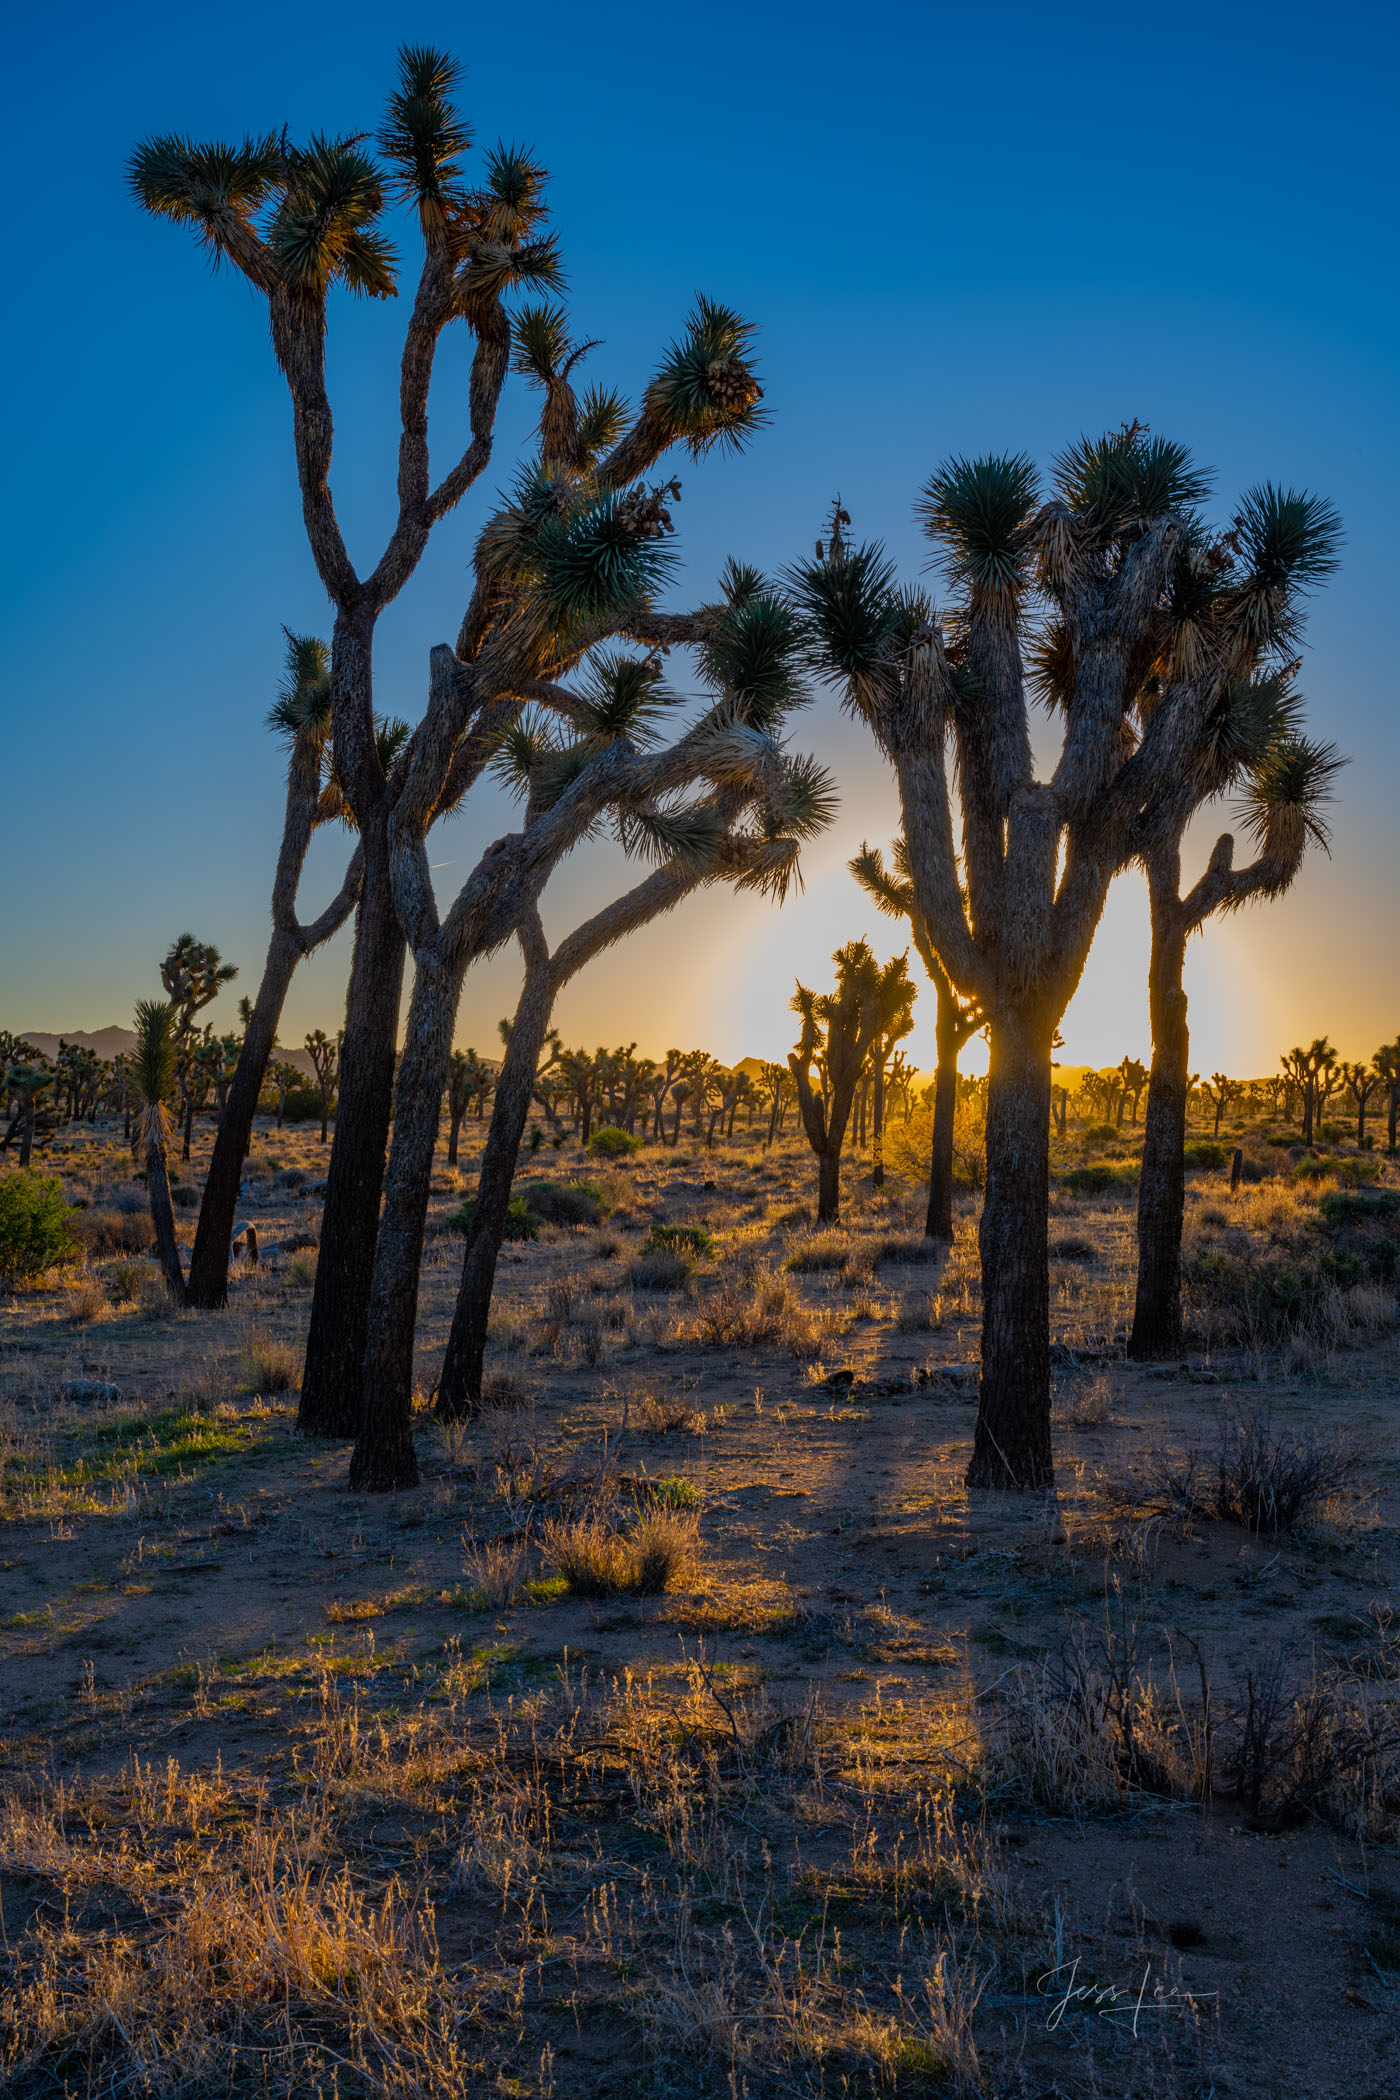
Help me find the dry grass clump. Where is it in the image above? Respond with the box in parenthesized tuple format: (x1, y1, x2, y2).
(543, 1504, 698, 1595)
(1056, 1371, 1112, 1429)
(673, 1268, 846, 1359)
(459, 1534, 526, 1610)
(238, 1334, 300, 1394)
(783, 1228, 851, 1273)
(76, 1206, 154, 1256)
(136, 1268, 178, 1319)
(894, 1287, 942, 1333)
(63, 1272, 111, 1324)
(1153, 1405, 1358, 1535)
(285, 1246, 318, 1288)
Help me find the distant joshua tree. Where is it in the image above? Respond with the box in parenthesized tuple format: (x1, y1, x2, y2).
(1341, 1059, 1384, 1148)
(1280, 1037, 1341, 1146)
(131, 1000, 185, 1302)
(304, 1028, 341, 1143)
(789, 941, 915, 1225)
(1203, 1072, 1241, 1138)
(1117, 1057, 1148, 1125)
(1372, 1040, 1400, 1154)
(160, 933, 238, 1160)
(446, 1049, 486, 1166)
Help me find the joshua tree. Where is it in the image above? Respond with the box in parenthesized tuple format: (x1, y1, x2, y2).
(186, 636, 366, 1306)
(430, 757, 832, 1422)
(445, 1049, 485, 1165)
(1373, 1040, 1400, 1153)
(1203, 1072, 1239, 1138)
(1117, 1057, 1148, 1125)
(648, 1050, 683, 1139)
(1341, 1059, 1383, 1147)
(757, 1061, 790, 1145)
(794, 430, 1340, 1488)
(850, 837, 983, 1237)
(160, 934, 238, 1159)
(132, 49, 776, 1454)
(131, 1000, 185, 1301)
(356, 594, 833, 1482)
(304, 1028, 340, 1142)
(789, 941, 915, 1225)
(1281, 1037, 1340, 1145)
(1, 1062, 56, 1168)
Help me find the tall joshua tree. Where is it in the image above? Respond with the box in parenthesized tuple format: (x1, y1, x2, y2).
(133, 47, 772, 1449)
(793, 430, 1340, 1489)
(187, 635, 366, 1307)
(789, 941, 915, 1226)
(358, 590, 833, 1480)
(850, 837, 984, 1238)
(131, 1000, 185, 1301)
(1130, 709, 1343, 1359)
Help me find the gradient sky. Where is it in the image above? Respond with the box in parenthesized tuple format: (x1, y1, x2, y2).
(3, 0, 1396, 1079)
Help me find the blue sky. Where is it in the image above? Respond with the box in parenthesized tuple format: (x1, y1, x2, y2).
(2, 0, 1395, 1073)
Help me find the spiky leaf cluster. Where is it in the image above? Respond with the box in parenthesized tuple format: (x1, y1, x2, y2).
(132, 1000, 177, 1106)
(376, 45, 471, 239)
(917, 453, 1040, 610)
(645, 297, 766, 457)
(699, 591, 805, 728)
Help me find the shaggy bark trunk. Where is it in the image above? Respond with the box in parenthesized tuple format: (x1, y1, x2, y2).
(1389, 1085, 1399, 1154)
(817, 1145, 841, 1224)
(436, 961, 555, 1420)
(187, 931, 299, 1308)
(182, 1094, 194, 1161)
(966, 1005, 1054, 1491)
(146, 1130, 186, 1303)
(299, 847, 406, 1438)
(18, 1106, 34, 1169)
(447, 1106, 464, 1167)
(871, 1059, 886, 1188)
(925, 1006, 960, 1240)
(352, 945, 462, 1491)
(1130, 893, 1189, 1361)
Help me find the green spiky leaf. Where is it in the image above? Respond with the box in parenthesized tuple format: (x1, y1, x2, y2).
(916, 453, 1040, 605)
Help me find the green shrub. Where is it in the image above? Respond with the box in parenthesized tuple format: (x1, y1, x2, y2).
(523, 1179, 611, 1227)
(1183, 1141, 1229, 1171)
(1291, 1154, 1381, 1186)
(281, 1085, 331, 1123)
(446, 1193, 538, 1242)
(1060, 1163, 1139, 1195)
(0, 1172, 78, 1284)
(587, 1125, 643, 1158)
(1081, 1123, 1120, 1144)
(629, 1248, 692, 1290)
(644, 1223, 714, 1258)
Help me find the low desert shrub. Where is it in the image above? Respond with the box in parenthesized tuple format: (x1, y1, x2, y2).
(76, 1206, 154, 1255)
(1183, 1141, 1229, 1171)
(522, 1179, 611, 1227)
(64, 1274, 111, 1324)
(0, 1172, 77, 1284)
(1060, 1163, 1138, 1195)
(281, 1086, 330, 1123)
(1154, 1406, 1357, 1535)
(644, 1222, 714, 1258)
(446, 1192, 538, 1242)
(1292, 1153, 1381, 1186)
(586, 1125, 643, 1158)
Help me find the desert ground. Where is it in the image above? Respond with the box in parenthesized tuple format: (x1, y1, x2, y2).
(1, 1108, 1397, 2098)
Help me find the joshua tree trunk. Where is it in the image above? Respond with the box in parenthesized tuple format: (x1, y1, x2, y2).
(966, 1007, 1054, 1491)
(182, 1094, 195, 1161)
(1130, 867, 1189, 1360)
(145, 1126, 186, 1302)
(871, 1058, 886, 1187)
(447, 1104, 465, 1166)
(299, 848, 407, 1438)
(436, 941, 554, 1420)
(353, 947, 457, 1490)
(925, 1015, 961, 1241)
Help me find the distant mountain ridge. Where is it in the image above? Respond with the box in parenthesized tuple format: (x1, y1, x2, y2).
(19, 1026, 318, 1081)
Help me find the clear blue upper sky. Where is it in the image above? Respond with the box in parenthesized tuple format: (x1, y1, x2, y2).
(2, 0, 1395, 1071)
